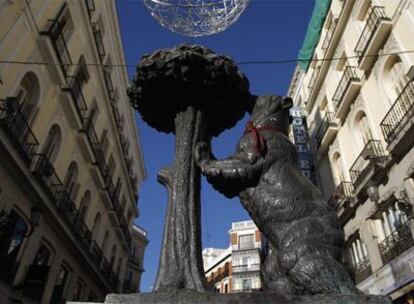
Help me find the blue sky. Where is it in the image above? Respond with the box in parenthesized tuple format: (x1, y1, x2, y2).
(117, 0, 315, 292)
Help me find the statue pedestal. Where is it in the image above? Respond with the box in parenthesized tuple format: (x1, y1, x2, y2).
(100, 290, 391, 304)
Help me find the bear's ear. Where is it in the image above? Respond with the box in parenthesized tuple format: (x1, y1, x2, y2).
(282, 97, 293, 109)
(247, 94, 258, 114)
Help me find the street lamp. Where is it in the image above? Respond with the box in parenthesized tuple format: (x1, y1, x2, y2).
(0, 206, 43, 237)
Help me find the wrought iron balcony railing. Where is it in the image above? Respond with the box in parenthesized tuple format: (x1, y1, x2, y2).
(328, 181, 354, 209)
(41, 19, 72, 77)
(31, 154, 106, 270)
(321, 18, 337, 52)
(232, 264, 260, 273)
(81, 117, 131, 246)
(315, 112, 338, 149)
(0, 98, 39, 165)
(378, 222, 414, 265)
(380, 80, 414, 144)
(355, 6, 390, 60)
(63, 76, 88, 120)
(347, 258, 372, 284)
(349, 140, 385, 189)
(333, 66, 360, 110)
(232, 288, 262, 293)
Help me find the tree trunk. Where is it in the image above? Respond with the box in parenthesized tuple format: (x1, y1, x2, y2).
(154, 106, 208, 292)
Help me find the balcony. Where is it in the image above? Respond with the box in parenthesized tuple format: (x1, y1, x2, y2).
(232, 288, 262, 293)
(333, 66, 362, 119)
(62, 76, 88, 129)
(0, 98, 39, 165)
(328, 181, 354, 210)
(232, 264, 260, 273)
(40, 19, 72, 79)
(380, 79, 414, 156)
(379, 222, 414, 265)
(31, 154, 103, 267)
(314, 112, 339, 153)
(350, 140, 386, 190)
(92, 23, 106, 62)
(348, 258, 372, 285)
(321, 18, 338, 54)
(355, 6, 391, 71)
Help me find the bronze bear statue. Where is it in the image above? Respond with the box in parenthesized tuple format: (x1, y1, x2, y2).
(195, 94, 358, 295)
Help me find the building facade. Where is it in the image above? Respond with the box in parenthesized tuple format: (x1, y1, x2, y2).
(203, 220, 264, 293)
(0, 1, 146, 303)
(123, 225, 148, 293)
(288, 0, 414, 302)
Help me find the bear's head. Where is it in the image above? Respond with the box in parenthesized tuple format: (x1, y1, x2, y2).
(247, 94, 293, 135)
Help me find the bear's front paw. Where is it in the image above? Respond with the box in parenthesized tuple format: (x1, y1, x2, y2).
(194, 142, 210, 164)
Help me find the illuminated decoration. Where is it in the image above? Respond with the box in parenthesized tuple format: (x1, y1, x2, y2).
(143, 0, 250, 37)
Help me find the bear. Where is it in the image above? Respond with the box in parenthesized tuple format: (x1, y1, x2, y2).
(194, 94, 358, 295)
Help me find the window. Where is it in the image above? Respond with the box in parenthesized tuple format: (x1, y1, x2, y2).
(346, 236, 368, 268)
(41, 124, 62, 164)
(376, 202, 409, 241)
(88, 291, 97, 302)
(239, 234, 254, 249)
(102, 231, 109, 254)
(50, 265, 70, 303)
(91, 213, 101, 240)
(23, 244, 52, 301)
(242, 279, 251, 290)
(100, 129, 109, 157)
(58, 6, 74, 43)
(383, 55, 409, 102)
(332, 153, 345, 185)
(355, 111, 373, 146)
(107, 154, 115, 177)
(121, 195, 127, 212)
(78, 191, 90, 222)
(115, 177, 121, 197)
(127, 271, 133, 288)
(0, 210, 28, 283)
(88, 101, 98, 125)
(109, 245, 117, 270)
(62, 162, 79, 200)
(117, 257, 122, 276)
(71, 281, 84, 301)
(15, 72, 40, 124)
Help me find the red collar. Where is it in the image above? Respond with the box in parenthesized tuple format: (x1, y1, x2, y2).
(243, 121, 288, 155)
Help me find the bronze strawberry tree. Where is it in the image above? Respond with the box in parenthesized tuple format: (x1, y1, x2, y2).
(127, 44, 250, 291)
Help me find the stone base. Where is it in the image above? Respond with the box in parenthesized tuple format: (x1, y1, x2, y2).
(102, 290, 391, 304)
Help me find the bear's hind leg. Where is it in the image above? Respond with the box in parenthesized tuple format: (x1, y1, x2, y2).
(289, 254, 358, 295)
(262, 243, 302, 295)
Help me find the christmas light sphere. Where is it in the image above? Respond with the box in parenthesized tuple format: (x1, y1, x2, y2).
(143, 0, 250, 37)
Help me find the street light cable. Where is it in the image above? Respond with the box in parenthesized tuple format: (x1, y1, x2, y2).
(0, 50, 414, 67)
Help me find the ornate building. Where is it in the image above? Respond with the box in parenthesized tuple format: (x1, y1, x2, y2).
(0, 1, 146, 302)
(288, 0, 414, 302)
(123, 224, 148, 293)
(203, 220, 264, 293)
